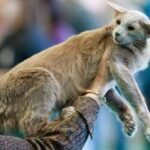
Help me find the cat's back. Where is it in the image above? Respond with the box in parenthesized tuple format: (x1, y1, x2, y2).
(2, 26, 111, 76)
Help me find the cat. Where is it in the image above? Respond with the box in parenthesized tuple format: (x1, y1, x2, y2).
(0, 2, 150, 142)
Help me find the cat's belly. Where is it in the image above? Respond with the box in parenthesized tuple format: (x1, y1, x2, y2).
(59, 82, 83, 107)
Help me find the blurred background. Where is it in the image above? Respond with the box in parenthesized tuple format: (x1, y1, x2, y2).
(0, 0, 150, 149)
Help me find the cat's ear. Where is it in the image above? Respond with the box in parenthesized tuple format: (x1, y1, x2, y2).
(141, 22, 150, 37)
(106, 1, 127, 16)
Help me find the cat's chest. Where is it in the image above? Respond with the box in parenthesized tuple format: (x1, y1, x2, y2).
(137, 53, 149, 71)
(133, 46, 150, 73)
(113, 45, 150, 73)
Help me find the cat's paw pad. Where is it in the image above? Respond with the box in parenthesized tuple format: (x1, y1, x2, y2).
(120, 114, 137, 137)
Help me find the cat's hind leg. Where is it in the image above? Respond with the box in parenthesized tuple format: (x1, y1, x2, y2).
(3, 67, 61, 137)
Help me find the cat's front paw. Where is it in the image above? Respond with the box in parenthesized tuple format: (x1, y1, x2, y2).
(145, 128, 150, 142)
(120, 113, 137, 137)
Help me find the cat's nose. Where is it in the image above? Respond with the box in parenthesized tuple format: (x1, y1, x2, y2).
(115, 32, 120, 37)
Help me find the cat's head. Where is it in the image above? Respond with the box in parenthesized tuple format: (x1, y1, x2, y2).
(107, 2, 150, 45)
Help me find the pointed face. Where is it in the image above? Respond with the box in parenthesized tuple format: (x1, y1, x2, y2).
(107, 2, 150, 45)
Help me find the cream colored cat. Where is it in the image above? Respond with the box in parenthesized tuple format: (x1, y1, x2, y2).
(0, 2, 150, 141)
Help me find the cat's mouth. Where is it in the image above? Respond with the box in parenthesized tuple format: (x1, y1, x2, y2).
(113, 37, 125, 45)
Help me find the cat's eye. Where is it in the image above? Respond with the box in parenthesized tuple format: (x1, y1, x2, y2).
(116, 19, 121, 25)
(128, 26, 135, 31)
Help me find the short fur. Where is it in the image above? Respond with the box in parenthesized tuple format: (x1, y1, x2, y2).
(0, 2, 150, 141)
